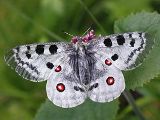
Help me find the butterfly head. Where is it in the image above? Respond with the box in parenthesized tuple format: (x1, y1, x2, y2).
(71, 30, 96, 44)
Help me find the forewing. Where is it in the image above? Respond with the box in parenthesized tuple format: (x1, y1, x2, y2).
(90, 32, 146, 70)
(88, 56, 125, 102)
(4, 42, 72, 82)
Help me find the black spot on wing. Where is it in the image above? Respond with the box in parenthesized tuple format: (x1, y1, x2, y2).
(139, 32, 142, 37)
(74, 86, 79, 91)
(94, 83, 98, 88)
(116, 35, 125, 45)
(26, 52, 31, 59)
(15, 46, 20, 52)
(129, 33, 132, 38)
(104, 38, 112, 47)
(36, 45, 44, 54)
(26, 46, 30, 50)
(130, 39, 135, 47)
(49, 45, 58, 54)
(25, 46, 31, 59)
(46, 62, 54, 69)
(88, 83, 99, 91)
(74, 86, 85, 92)
(88, 85, 95, 91)
(79, 87, 85, 92)
(111, 54, 118, 61)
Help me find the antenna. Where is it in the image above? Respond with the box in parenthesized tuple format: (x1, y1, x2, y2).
(62, 31, 74, 37)
(82, 27, 91, 36)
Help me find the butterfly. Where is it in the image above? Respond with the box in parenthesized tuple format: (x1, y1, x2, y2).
(4, 30, 146, 108)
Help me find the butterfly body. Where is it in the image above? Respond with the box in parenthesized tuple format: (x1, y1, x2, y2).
(4, 30, 146, 108)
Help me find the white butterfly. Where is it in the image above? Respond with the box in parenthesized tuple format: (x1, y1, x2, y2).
(4, 30, 146, 108)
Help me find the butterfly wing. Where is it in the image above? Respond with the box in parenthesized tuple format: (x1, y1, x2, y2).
(46, 59, 87, 108)
(87, 32, 146, 102)
(4, 42, 73, 82)
(5, 42, 87, 108)
(87, 56, 125, 102)
(90, 32, 146, 70)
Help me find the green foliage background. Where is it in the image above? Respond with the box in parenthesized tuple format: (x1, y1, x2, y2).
(0, 0, 160, 120)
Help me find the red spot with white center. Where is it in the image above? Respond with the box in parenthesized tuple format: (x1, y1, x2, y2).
(56, 83, 65, 92)
(55, 65, 62, 72)
(105, 59, 112, 66)
(106, 77, 115, 85)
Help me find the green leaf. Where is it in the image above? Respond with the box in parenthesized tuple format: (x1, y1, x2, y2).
(114, 12, 160, 89)
(0, 101, 33, 120)
(34, 100, 118, 120)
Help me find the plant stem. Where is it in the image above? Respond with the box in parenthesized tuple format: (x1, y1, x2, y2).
(123, 90, 146, 120)
(77, 0, 106, 34)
